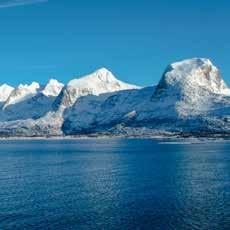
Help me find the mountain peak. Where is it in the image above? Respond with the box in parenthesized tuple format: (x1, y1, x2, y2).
(0, 83, 13, 88)
(3, 82, 40, 109)
(53, 68, 139, 110)
(154, 58, 230, 97)
(95, 67, 111, 74)
(167, 58, 212, 71)
(93, 67, 116, 81)
(42, 79, 64, 97)
(17, 82, 40, 91)
(66, 67, 138, 91)
(0, 84, 14, 102)
(67, 67, 117, 89)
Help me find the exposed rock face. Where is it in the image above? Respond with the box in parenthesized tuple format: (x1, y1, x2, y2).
(154, 58, 230, 98)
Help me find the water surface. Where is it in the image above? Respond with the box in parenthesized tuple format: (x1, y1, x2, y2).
(0, 138, 230, 229)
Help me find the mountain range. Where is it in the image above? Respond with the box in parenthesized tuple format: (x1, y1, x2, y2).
(1, 58, 230, 137)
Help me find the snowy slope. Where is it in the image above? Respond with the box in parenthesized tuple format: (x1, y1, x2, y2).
(62, 87, 154, 134)
(0, 84, 14, 102)
(3, 82, 40, 109)
(0, 79, 64, 122)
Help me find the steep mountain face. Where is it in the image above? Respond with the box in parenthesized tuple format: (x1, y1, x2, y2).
(53, 68, 139, 110)
(149, 58, 230, 122)
(0, 59, 230, 137)
(154, 58, 230, 97)
(152, 58, 230, 118)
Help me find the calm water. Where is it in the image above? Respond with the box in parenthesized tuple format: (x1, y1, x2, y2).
(0, 138, 230, 229)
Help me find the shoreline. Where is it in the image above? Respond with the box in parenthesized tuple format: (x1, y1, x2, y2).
(0, 133, 230, 141)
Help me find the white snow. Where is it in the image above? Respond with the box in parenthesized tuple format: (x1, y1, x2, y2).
(42, 79, 64, 97)
(67, 68, 138, 92)
(152, 58, 230, 118)
(3, 82, 40, 109)
(0, 84, 14, 102)
(54, 67, 140, 109)
(157, 58, 230, 96)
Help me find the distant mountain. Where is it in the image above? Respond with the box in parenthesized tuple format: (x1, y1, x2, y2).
(0, 80, 64, 122)
(0, 59, 230, 137)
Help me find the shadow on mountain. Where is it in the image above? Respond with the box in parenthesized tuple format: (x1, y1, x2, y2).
(0, 93, 56, 121)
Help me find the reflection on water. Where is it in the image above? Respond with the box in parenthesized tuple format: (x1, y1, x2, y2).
(0, 139, 230, 229)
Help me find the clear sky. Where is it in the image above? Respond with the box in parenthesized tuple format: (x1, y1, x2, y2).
(0, 0, 230, 87)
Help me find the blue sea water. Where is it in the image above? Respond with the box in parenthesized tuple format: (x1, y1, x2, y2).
(0, 138, 230, 229)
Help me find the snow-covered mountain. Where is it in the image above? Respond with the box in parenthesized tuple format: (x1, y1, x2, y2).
(53, 68, 139, 110)
(63, 58, 230, 135)
(0, 84, 14, 103)
(42, 79, 64, 97)
(3, 82, 40, 109)
(0, 79, 64, 122)
(0, 59, 230, 137)
(152, 58, 230, 117)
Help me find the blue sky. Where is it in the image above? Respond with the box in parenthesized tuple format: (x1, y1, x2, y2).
(0, 0, 230, 86)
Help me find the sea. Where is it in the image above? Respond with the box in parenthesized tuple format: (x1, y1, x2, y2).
(0, 138, 229, 229)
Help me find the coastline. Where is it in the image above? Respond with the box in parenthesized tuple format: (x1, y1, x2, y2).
(0, 132, 230, 141)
